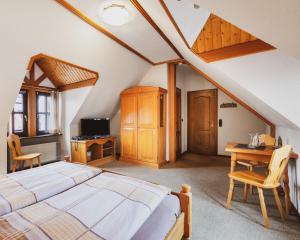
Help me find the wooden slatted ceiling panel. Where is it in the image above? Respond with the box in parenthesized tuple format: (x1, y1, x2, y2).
(35, 56, 98, 89)
(191, 14, 275, 62)
(192, 14, 257, 53)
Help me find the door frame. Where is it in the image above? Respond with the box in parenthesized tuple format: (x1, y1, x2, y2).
(187, 89, 218, 155)
(176, 87, 182, 157)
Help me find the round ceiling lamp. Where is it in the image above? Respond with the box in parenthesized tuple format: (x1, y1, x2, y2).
(100, 4, 130, 26)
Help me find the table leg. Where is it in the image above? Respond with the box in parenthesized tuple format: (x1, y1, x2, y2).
(230, 153, 237, 173)
(283, 166, 291, 215)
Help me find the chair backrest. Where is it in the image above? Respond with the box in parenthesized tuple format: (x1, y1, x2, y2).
(7, 134, 23, 159)
(259, 134, 276, 146)
(264, 145, 292, 186)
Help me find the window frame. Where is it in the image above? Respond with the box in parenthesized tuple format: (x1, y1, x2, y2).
(36, 92, 51, 135)
(11, 90, 28, 137)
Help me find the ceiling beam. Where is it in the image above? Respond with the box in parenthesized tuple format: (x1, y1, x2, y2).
(55, 0, 154, 65)
(159, 0, 189, 48)
(130, 0, 183, 59)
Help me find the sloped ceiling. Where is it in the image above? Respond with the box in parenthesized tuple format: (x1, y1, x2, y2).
(191, 0, 300, 61)
(65, 0, 179, 63)
(139, 0, 300, 129)
(0, 0, 151, 171)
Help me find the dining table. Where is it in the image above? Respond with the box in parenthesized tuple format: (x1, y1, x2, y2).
(225, 142, 298, 214)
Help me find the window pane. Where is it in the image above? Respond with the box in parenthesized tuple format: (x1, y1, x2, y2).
(38, 95, 46, 113)
(13, 94, 24, 112)
(47, 96, 51, 113)
(14, 114, 23, 132)
(38, 114, 46, 131)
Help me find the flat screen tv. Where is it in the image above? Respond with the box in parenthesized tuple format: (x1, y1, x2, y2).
(81, 118, 110, 136)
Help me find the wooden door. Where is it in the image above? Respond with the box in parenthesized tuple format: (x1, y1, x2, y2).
(176, 88, 182, 157)
(188, 89, 217, 155)
(121, 94, 138, 160)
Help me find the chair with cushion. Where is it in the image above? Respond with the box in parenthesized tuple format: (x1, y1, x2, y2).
(7, 134, 41, 172)
(226, 145, 292, 228)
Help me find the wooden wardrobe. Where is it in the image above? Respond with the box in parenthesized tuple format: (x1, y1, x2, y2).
(120, 86, 167, 168)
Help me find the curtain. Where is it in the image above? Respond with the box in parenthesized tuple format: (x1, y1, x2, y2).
(49, 91, 61, 134)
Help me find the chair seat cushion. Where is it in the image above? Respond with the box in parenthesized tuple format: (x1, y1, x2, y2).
(229, 170, 266, 187)
(14, 153, 41, 161)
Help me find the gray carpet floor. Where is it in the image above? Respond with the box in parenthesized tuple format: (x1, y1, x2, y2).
(100, 153, 300, 240)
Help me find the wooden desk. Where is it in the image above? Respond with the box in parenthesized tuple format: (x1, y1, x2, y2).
(226, 142, 298, 214)
(71, 136, 116, 166)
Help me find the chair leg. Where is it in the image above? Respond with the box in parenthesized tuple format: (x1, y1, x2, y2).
(29, 159, 33, 169)
(37, 156, 41, 167)
(243, 184, 250, 203)
(273, 188, 285, 221)
(226, 178, 235, 208)
(257, 187, 269, 228)
(248, 166, 253, 194)
(12, 161, 17, 173)
(21, 161, 25, 170)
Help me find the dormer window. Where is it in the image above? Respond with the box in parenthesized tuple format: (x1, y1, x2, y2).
(11, 90, 28, 137)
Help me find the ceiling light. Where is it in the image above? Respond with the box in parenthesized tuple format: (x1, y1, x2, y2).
(100, 4, 130, 26)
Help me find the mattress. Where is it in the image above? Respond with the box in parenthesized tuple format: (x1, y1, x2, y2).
(132, 194, 181, 240)
(0, 172, 171, 240)
(0, 161, 101, 216)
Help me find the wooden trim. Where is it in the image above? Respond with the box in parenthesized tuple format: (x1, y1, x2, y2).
(129, 0, 183, 59)
(22, 83, 56, 93)
(186, 61, 276, 136)
(198, 39, 275, 63)
(29, 53, 99, 76)
(34, 73, 47, 85)
(27, 89, 36, 137)
(55, 0, 154, 65)
(159, 0, 190, 48)
(58, 78, 97, 92)
(168, 63, 176, 162)
(154, 58, 185, 66)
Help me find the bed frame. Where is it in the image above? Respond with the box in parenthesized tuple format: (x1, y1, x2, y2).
(64, 157, 192, 239)
(166, 184, 192, 240)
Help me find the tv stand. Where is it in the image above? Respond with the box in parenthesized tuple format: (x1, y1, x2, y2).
(71, 136, 116, 166)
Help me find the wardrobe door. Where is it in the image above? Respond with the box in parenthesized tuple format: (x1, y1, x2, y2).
(138, 93, 157, 129)
(121, 128, 137, 160)
(138, 129, 157, 163)
(121, 94, 138, 160)
(121, 94, 137, 128)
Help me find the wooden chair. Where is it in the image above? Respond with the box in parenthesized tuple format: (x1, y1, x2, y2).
(237, 134, 276, 170)
(7, 134, 41, 172)
(237, 134, 276, 193)
(226, 145, 292, 228)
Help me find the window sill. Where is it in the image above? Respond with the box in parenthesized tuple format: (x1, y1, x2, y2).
(20, 133, 62, 140)
(20, 133, 62, 146)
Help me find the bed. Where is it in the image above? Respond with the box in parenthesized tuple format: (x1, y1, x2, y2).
(0, 170, 192, 240)
(0, 161, 101, 216)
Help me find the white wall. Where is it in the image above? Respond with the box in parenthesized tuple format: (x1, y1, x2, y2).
(176, 65, 268, 155)
(276, 127, 300, 214)
(0, 0, 150, 172)
(60, 87, 92, 156)
(22, 143, 57, 165)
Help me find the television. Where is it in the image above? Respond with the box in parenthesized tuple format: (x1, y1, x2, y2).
(81, 118, 110, 136)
